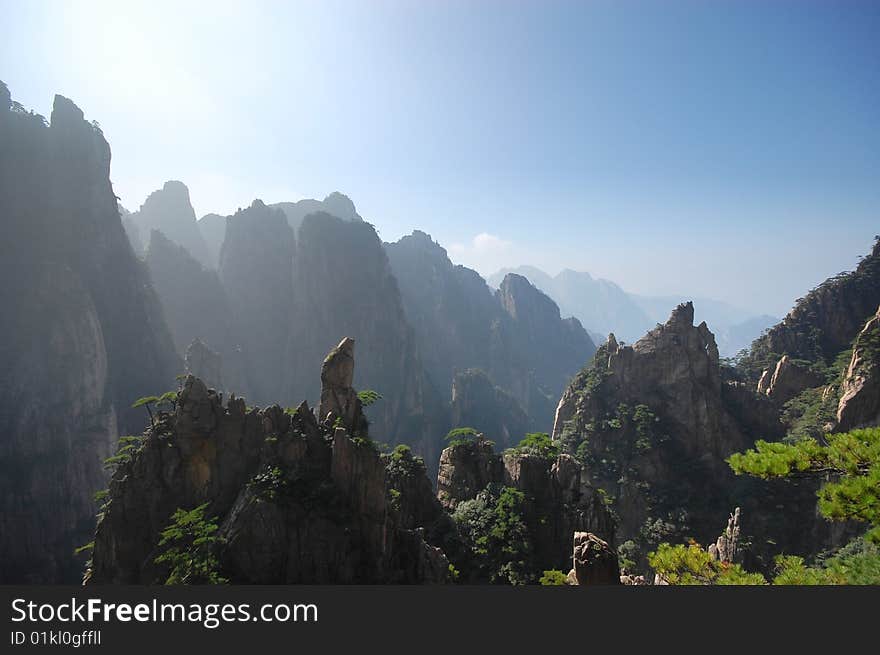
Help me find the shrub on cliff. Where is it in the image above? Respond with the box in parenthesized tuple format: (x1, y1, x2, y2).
(453, 485, 533, 584)
(508, 432, 559, 460)
(154, 503, 227, 585)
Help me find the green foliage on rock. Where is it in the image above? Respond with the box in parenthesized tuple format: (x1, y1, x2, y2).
(452, 485, 533, 584)
(509, 432, 559, 460)
(357, 389, 382, 407)
(248, 466, 286, 500)
(386, 444, 426, 478)
(154, 503, 227, 585)
(445, 427, 492, 448)
(102, 435, 144, 473)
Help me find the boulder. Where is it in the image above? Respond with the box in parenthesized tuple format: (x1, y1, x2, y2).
(569, 532, 620, 585)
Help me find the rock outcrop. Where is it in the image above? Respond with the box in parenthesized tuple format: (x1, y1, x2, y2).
(837, 306, 880, 431)
(708, 507, 742, 564)
(567, 532, 620, 585)
(436, 438, 614, 574)
(0, 85, 179, 582)
(756, 355, 823, 403)
(318, 337, 366, 434)
(88, 340, 450, 584)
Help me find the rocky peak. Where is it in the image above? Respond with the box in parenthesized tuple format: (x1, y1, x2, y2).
(498, 273, 561, 323)
(708, 507, 742, 564)
(551, 301, 774, 567)
(633, 301, 719, 368)
(50, 94, 85, 126)
(321, 191, 361, 221)
(319, 337, 366, 433)
(133, 180, 211, 267)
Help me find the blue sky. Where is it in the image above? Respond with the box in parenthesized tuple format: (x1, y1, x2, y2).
(2, 0, 878, 316)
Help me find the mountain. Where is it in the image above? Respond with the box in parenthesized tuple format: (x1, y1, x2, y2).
(271, 191, 362, 233)
(488, 266, 653, 343)
(488, 265, 777, 357)
(0, 83, 180, 582)
(130, 180, 211, 268)
(552, 303, 833, 573)
(386, 232, 596, 438)
(197, 212, 227, 269)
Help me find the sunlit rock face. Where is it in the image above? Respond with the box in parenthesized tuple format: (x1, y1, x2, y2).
(0, 84, 179, 582)
(837, 306, 880, 431)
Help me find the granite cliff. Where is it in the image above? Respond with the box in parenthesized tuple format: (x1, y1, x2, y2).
(0, 84, 179, 582)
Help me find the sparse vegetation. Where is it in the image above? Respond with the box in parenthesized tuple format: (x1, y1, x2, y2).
(508, 432, 560, 460)
(154, 503, 227, 585)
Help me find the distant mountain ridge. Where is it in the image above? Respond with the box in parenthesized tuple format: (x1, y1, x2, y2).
(488, 265, 777, 357)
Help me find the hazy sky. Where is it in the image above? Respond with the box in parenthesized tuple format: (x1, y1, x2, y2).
(3, 0, 878, 316)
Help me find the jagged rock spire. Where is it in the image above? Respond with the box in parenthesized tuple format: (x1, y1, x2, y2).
(319, 337, 365, 432)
